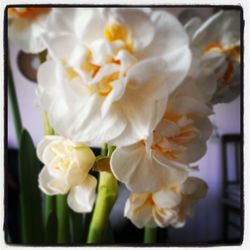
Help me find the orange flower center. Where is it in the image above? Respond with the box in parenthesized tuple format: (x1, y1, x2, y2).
(8, 7, 49, 19)
(65, 22, 134, 97)
(203, 42, 240, 87)
(151, 113, 199, 161)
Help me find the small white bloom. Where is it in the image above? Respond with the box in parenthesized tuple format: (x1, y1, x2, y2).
(37, 8, 191, 147)
(124, 177, 208, 228)
(8, 7, 52, 53)
(111, 81, 212, 192)
(37, 136, 96, 213)
(186, 10, 241, 104)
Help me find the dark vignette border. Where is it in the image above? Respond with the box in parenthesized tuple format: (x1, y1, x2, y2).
(3, 3, 244, 247)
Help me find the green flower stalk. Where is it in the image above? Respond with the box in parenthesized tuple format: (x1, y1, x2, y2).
(144, 227, 157, 243)
(87, 145, 118, 244)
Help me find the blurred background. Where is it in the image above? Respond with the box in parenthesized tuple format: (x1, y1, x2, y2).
(6, 7, 242, 245)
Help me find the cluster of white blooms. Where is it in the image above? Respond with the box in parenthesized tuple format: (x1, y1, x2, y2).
(8, 8, 240, 227)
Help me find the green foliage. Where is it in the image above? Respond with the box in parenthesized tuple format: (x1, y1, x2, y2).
(19, 129, 44, 243)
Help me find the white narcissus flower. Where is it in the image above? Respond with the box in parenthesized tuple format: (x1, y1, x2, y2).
(111, 81, 212, 192)
(8, 7, 52, 53)
(37, 136, 96, 213)
(186, 10, 241, 105)
(37, 8, 191, 147)
(124, 177, 208, 229)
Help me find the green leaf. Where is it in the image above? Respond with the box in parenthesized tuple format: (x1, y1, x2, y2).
(69, 211, 85, 244)
(19, 129, 44, 243)
(44, 211, 58, 244)
(8, 64, 22, 146)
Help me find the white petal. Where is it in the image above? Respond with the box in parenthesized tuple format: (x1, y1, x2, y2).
(116, 91, 167, 144)
(153, 151, 191, 173)
(111, 143, 188, 192)
(169, 96, 212, 116)
(67, 175, 97, 213)
(127, 58, 171, 100)
(73, 145, 96, 172)
(156, 120, 180, 138)
(139, 10, 189, 58)
(193, 10, 240, 48)
(152, 207, 177, 228)
(38, 166, 69, 195)
(111, 143, 163, 192)
(89, 64, 119, 86)
(124, 194, 152, 229)
(181, 177, 208, 199)
(101, 77, 127, 116)
(74, 9, 105, 43)
(130, 47, 192, 98)
(153, 188, 182, 209)
(178, 137, 207, 163)
(38, 61, 127, 146)
(108, 8, 155, 51)
(90, 39, 123, 65)
(9, 12, 48, 53)
(184, 17, 202, 39)
(36, 135, 62, 162)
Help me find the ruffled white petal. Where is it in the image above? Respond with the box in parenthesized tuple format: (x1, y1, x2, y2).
(9, 11, 49, 53)
(124, 194, 152, 229)
(67, 175, 97, 213)
(181, 177, 208, 199)
(111, 143, 188, 192)
(38, 61, 127, 146)
(153, 188, 182, 209)
(38, 166, 69, 195)
(106, 8, 155, 51)
(139, 10, 189, 59)
(193, 10, 240, 48)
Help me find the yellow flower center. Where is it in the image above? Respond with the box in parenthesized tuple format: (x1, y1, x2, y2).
(104, 22, 132, 52)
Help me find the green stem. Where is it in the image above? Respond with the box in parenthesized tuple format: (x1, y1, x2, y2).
(87, 145, 118, 244)
(56, 195, 70, 243)
(144, 227, 157, 243)
(44, 196, 57, 243)
(101, 143, 108, 156)
(69, 211, 85, 243)
(43, 112, 54, 135)
(8, 63, 22, 146)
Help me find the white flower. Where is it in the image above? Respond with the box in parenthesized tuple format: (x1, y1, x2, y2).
(37, 136, 96, 213)
(111, 81, 212, 192)
(186, 10, 241, 104)
(8, 7, 52, 53)
(37, 8, 191, 147)
(124, 177, 208, 228)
